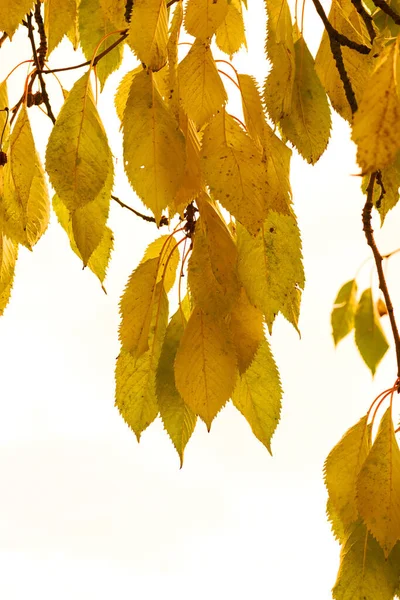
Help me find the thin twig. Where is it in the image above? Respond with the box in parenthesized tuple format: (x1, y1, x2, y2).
(112, 195, 169, 226)
(371, 0, 400, 23)
(350, 0, 376, 43)
(26, 14, 56, 123)
(0, 33, 8, 48)
(329, 37, 358, 114)
(34, 1, 47, 69)
(311, 0, 371, 54)
(363, 173, 400, 377)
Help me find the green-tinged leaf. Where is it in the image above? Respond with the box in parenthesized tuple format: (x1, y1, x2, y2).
(324, 415, 370, 528)
(116, 283, 169, 440)
(114, 67, 141, 124)
(0, 0, 34, 37)
(237, 212, 304, 331)
(2, 105, 49, 248)
(0, 233, 18, 316)
(363, 150, 400, 224)
(174, 306, 237, 430)
(215, 0, 246, 58)
(201, 110, 268, 234)
(331, 279, 358, 346)
(178, 41, 227, 129)
(46, 71, 113, 212)
(354, 288, 389, 374)
(79, 0, 124, 90)
(142, 234, 180, 293)
(326, 497, 346, 544)
(352, 39, 400, 174)
(128, 0, 168, 71)
(315, 0, 372, 122)
(280, 34, 331, 164)
(229, 287, 264, 374)
(99, 0, 126, 28)
(122, 70, 185, 224)
(264, 0, 295, 121)
(45, 0, 77, 55)
(232, 339, 282, 453)
(332, 520, 400, 600)
(357, 408, 400, 557)
(156, 306, 197, 466)
(184, 0, 229, 40)
(174, 114, 203, 213)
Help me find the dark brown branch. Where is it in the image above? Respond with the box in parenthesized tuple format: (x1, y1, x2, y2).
(0, 33, 8, 48)
(26, 14, 56, 124)
(329, 37, 358, 114)
(350, 0, 376, 43)
(371, 0, 400, 23)
(311, 0, 371, 54)
(41, 31, 128, 74)
(112, 195, 169, 226)
(34, 1, 47, 69)
(363, 173, 400, 377)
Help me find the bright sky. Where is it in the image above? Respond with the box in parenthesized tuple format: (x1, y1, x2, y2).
(1, 4, 400, 600)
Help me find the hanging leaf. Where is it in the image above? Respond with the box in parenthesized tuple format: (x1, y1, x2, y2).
(184, 0, 229, 40)
(114, 67, 142, 124)
(232, 339, 282, 454)
(229, 287, 264, 374)
(354, 288, 389, 375)
(174, 306, 237, 430)
(331, 279, 358, 346)
(357, 407, 400, 557)
(215, 0, 246, 58)
(99, 0, 126, 28)
(280, 34, 331, 165)
(326, 497, 346, 544)
(128, 0, 168, 71)
(174, 115, 203, 213)
(167, 2, 183, 118)
(178, 41, 227, 129)
(46, 71, 114, 212)
(156, 304, 197, 466)
(201, 110, 268, 234)
(324, 414, 370, 528)
(44, 0, 77, 56)
(373, 150, 400, 224)
(0, 0, 34, 38)
(142, 234, 180, 293)
(122, 69, 185, 225)
(0, 233, 18, 316)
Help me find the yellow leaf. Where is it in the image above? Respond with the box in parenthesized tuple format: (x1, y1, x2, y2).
(332, 521, 400, 600)
(128, 0, 168, 71)
(3, 105, 49, 248)
(156, 306, 197, 466)
(237, 212, 304, 331)
(142, 234, 180, 293)
(352, 39, 400, 174)
(326, 497, 346, 544)
(0, 0, 34, 37)
(280, 34, 331, 164)
(229, 287, 264, 374)
(215, 0, 246, 58)
(178, 40, 227, 129)
(122, 69, 186, 224)
(331, 279, 358, 346)
(324, 415, 370, 528)
(0, 81, 10, 153)
(0, 233, 18, 316)
(46, 71, 114, 212)
(174, 306, 237, 430)
(232, 339, 282, 453)
(315, 0, 373, 122)
(114, 67, 142, 124)
(167, 2, 183, 119)
(357, 408, 400, 557)
(116, 283, 169, 440)
(174, 114, 203, 214)
(99, 0, 126, 28)
(370, 150, 400, 224)
(79, 0, 124, 90)
(201, 110, 268, 234)
(264, 0, 295, 121)
(354, 288, 389, 375)
(44, 0, 77, 56)
(184, 0, 229, 40)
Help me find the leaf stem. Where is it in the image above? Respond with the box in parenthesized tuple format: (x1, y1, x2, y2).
(363, 173, 400, 377)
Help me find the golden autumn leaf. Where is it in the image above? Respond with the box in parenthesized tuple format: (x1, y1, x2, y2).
(114, 67, 142, 124)
(215, 0, 246, 58)
(46, 71, 114, 212)
(128, 0, 168, 71)
(99, 0, 126, 28)
(229, 287, 264, 374)
(44, 0, 77, 56)
(142, 234, 180, 293)
(184, 0, 229, 40)
(174, 114, 203, 214)
(122, 69, 185, 224)
(174, 306, 237, 430)
(326, 496, 346, 544)
(0, 233, 18, 316)
(167, 1, 183, 119)
(354, 288, 389, 375)
(178, 40, 227, 129)
(357, 407, 400, 557)
(0, 0, 34, 38)
(331, 279, 358, 346)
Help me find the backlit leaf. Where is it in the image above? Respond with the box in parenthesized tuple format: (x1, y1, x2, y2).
(45, 0, 77, 56)
(156, 305, 197, 466)
(232, 339, 282, 453)
(331, 279, 358, 346)
(184, 0, 229, 40)
(167, 2, 183, 118)
(229, 287, 264, 374)
(280, 34, 331, 164)
(46, 71, 114, 212)
(114, 67, 141, 124)
(354, 288, 389, 374)
(0, 233, 18, 316)
(174, 114, 203, 213)
(324, 414, 370, 528)
(128, 0, 168, 71)
(326, 497, 346, 544)
(201, 110, 268, 234)
(142, 234, 180, 293)
(123, 69, 185, 224)
(372, 151, 400, 223)
(357, 407, 400, 557)
(0, 0, 34, 38)
(215, 0, 246, 58)
(99, 0, 126, 28)
(178, 41, 227, 129)
(174, 306, 237, 430)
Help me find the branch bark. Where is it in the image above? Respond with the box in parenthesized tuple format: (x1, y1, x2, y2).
(112, 195, 169, 226)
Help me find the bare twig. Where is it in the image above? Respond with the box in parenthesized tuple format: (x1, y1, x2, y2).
(34, 1, 47, 69)
(363, 173, 400, 377)
(112, 195, 169, 226)
(310, 0, 371, 54)
(350, 0, 376, 43)
(26, 13, 56, 123)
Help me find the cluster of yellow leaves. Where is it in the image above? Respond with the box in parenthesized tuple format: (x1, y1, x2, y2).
(325, 406, 400, 600)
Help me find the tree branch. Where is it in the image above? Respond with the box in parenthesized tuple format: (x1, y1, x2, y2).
(112, 195, 169, 226)
(350, 0, 376, 43)
(371, 0, 400, 23)
(26, 13, 56, 123)
(363, 173, 400, 377)
(329, 37, 358, 114)
(310, 0, 371, 54)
